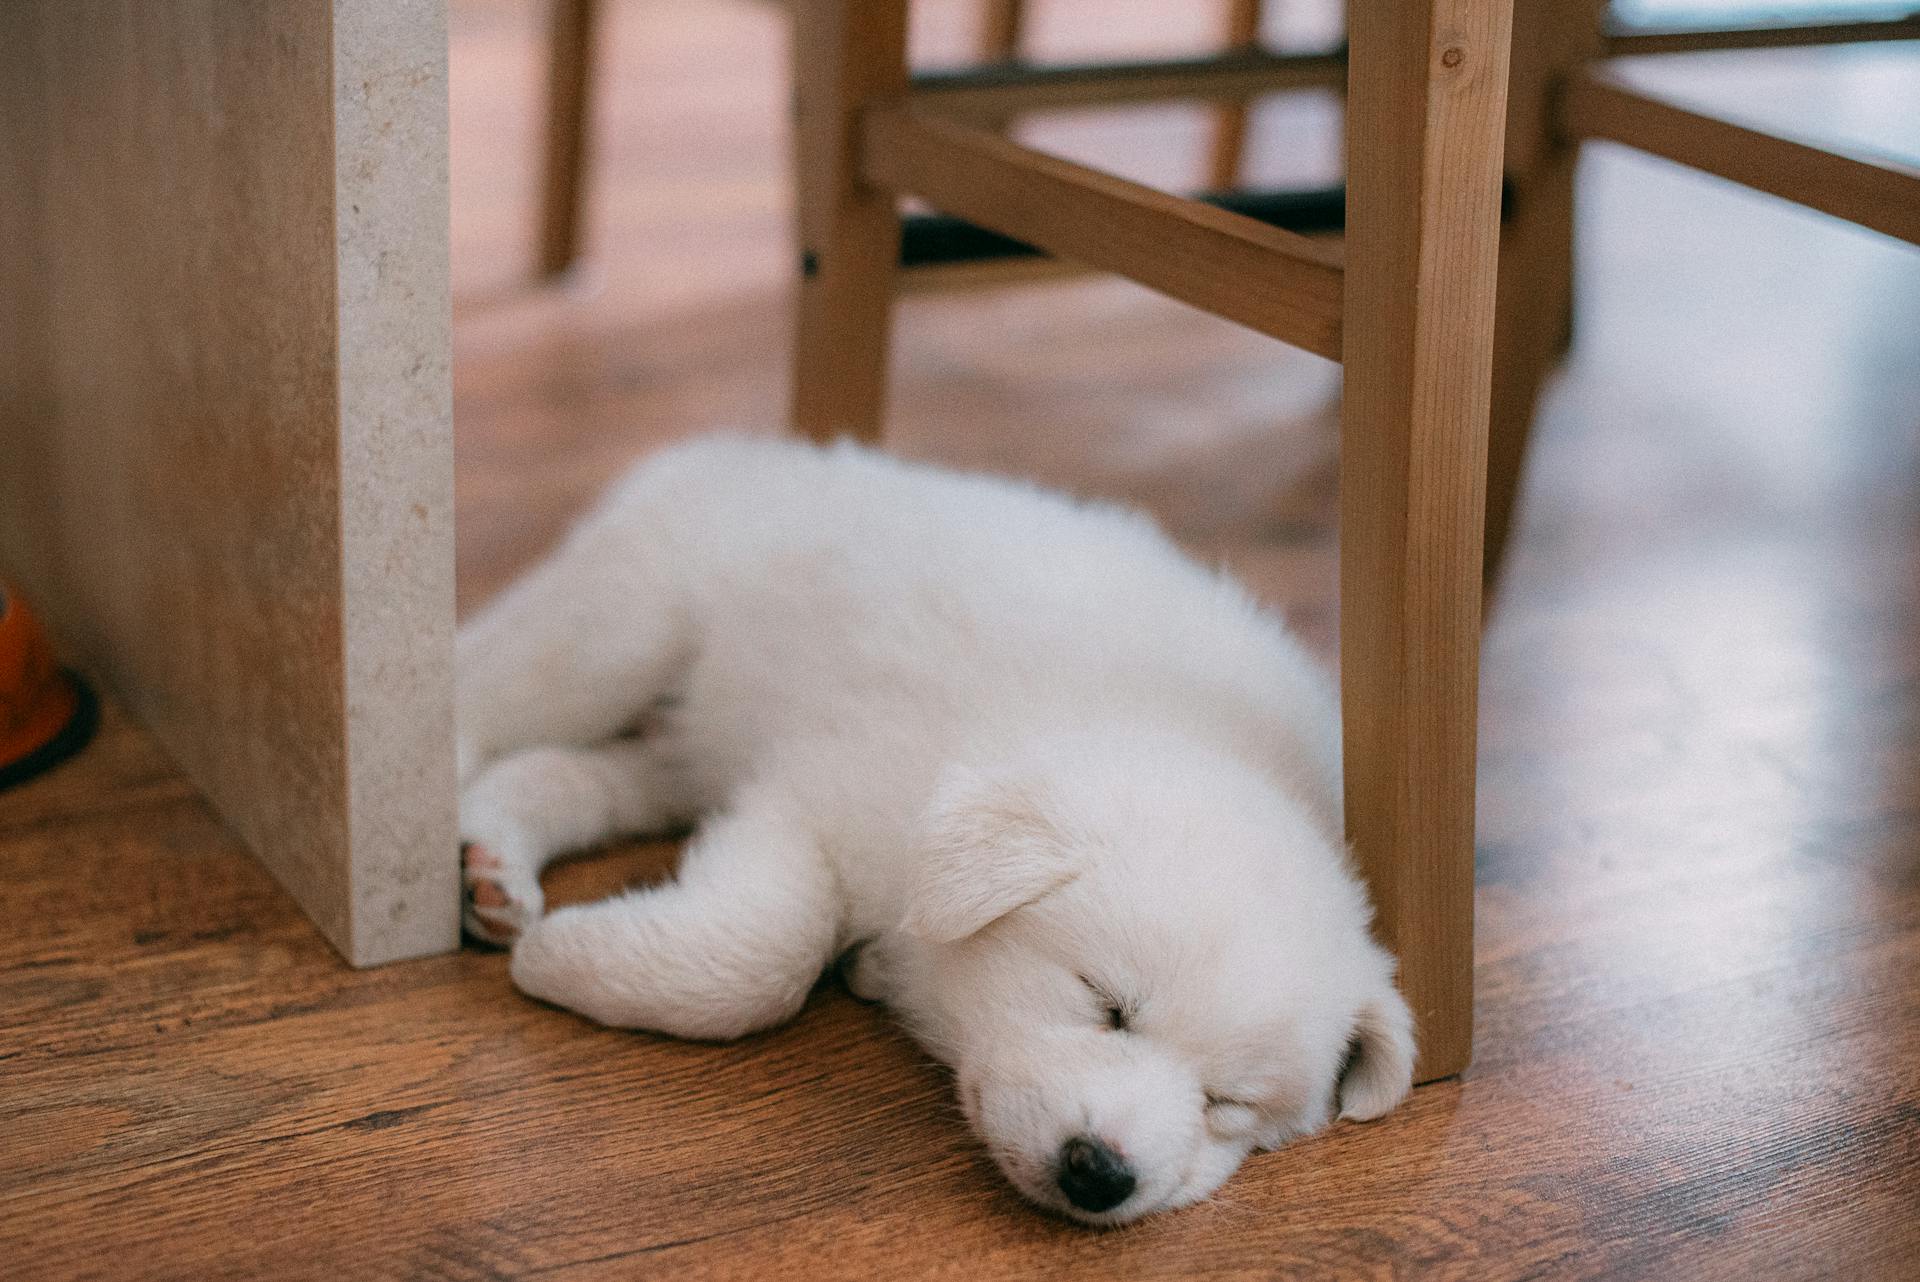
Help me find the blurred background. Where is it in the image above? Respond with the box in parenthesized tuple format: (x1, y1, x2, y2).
(447, 0, 1920, 650)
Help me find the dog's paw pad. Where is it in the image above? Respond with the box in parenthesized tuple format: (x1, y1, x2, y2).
(463, 844, 505, 874)
(462, 843, 538, 948)
(470, 878, 510, 909)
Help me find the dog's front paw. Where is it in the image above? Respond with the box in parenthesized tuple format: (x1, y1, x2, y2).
(462, 842, 544, 947)
(507, 909, 626, 1025)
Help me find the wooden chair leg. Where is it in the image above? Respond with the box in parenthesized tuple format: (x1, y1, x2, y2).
(1483, 0, 1603, 588)
(1483, 168, 1571, 588)
(1340, 0, 1514, 1083)
(539, 0, 599, 279)
(980, 0, 1026, 62)
(790, 0, 907, 444)
(1205, 0, 1263, 191)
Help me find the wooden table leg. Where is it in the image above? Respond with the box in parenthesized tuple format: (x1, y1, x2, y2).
(1340, 0, 1514, 1082)
(790, 0, 907, 444)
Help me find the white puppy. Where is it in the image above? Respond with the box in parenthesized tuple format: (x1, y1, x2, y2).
(456, 434, 1414, 1224)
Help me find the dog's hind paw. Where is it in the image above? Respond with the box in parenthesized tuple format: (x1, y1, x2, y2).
(462, 843, 543, 947)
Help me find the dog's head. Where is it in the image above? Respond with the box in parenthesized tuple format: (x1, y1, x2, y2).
(894, 733, 1414, 1225)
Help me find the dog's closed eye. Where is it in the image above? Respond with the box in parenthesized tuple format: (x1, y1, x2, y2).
(1203, 1095, 1263, 1135)
(1077, 974, 1131, 1031)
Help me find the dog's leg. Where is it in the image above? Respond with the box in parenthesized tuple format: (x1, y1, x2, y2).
(460, 739, 688, 946)
(454, 521, 691, 784)
(508, 795, 841, 1040)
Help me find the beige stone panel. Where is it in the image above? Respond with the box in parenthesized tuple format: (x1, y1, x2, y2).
(0, 1, 456, 965)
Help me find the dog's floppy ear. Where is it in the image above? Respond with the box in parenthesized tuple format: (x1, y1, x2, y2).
(1336, 979, 1416, 1121)
(900, 766, 1080, 943)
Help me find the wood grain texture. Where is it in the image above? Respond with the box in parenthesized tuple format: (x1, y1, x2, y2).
(1563, 64, 1920, 249)
(0, 0, 456, 966)
(865, 107, 1345, 359)
(10, 2, 1911, 1276)
(1339, 0, 1514, 1080)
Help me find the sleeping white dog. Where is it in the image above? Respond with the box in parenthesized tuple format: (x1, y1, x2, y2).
(455, 434, 1414, 1224)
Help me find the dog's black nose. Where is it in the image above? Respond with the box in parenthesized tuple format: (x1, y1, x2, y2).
(1056, 1136, 1136, 1213)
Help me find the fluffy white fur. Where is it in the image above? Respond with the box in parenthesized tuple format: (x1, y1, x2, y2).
(456, 434, 1414, 1224)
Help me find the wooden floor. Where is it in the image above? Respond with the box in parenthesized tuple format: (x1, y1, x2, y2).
(6, 2, 1920, 1277)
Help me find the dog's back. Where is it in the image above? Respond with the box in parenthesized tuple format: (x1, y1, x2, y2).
(592, 435, 1341, 847)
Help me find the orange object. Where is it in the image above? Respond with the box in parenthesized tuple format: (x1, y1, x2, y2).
(0, 585, 97, 791)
